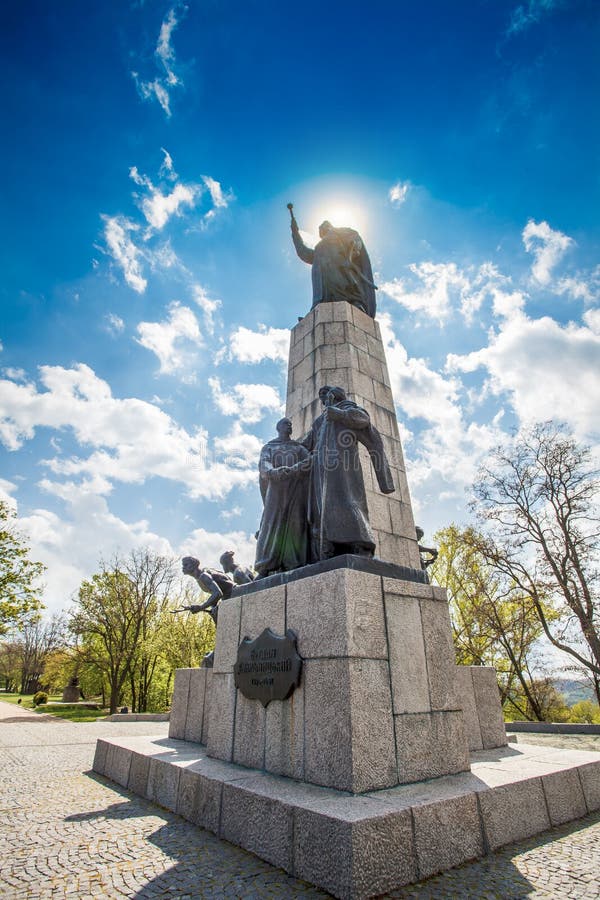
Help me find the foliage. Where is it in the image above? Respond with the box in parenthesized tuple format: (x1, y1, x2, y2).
(70, 549, 177, 714)
(472, 422, 600, 702)
(568, 700, 600, 724)
(0, 501, 45, 635)
(33, 690, 48, 705)
(431, 523, 560, 721)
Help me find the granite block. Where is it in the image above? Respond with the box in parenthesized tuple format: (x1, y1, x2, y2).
(201, 669, 213, 745)
(206, 673, 237, 762)
(293, 808, 354, 899)
(395, 711, 470, 784)
(168, 667, 191, 739)
(105, 743, 132, 788)
(314, 343, 337, 370)
(471, 666, 507, 749)
(212, 595, 241, 674)
(413, 793, 484, 880)
(348, 658, 398, 792)
(286, 568, 387, 659)
(92, 739, 108, 775)
(323, 321, 346, 345)
(420, 598, 458, 711)
(454, 667, 483, 752)
(233, 693, 266, 769)
(579, 761, 600, 811)
(265, 687, 305, 780)
(315, 302, 334, 323)
(542, 769, 587, 825)
(304, 658, 352, 790)
(127, 752, 150, 796)
(220, 781, 293, 871)
(478, 777, 550, 849)
(383, 577, 435, 601)
(239, 584, 285, 639)
(352, 304, 377, 336)
(384, 594, 430, 714)
(176, 767, 222, 834)
(294, 806, 416, 900)
(292, 353, 314, 389)
(147, 758, 180, 811)
(184, 667, 207, 743)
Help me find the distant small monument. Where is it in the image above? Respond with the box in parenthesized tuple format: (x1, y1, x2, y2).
(61, 676, 81, 703)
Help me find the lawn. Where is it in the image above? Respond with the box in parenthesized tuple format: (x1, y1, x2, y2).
(0, 692, 108, 722)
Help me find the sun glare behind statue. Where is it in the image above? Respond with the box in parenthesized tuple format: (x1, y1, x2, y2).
(309, 199, 367, 238)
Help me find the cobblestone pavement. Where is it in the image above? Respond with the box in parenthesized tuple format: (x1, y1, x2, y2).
(1, 700, 599, 899)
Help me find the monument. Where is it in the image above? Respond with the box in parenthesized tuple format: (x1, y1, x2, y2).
(94, 206, 600, 899)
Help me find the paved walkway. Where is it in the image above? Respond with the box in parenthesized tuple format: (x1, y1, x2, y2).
(1, 700, 599, 899)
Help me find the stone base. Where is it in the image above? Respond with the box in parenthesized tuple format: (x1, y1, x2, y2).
(195, 565, 471, 793)
(94, 735, 600, 899)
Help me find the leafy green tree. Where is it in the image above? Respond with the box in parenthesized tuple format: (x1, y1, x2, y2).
(0, 501, 45, 635)
(568, 699, 600, 724)
(431, 524, 559, 721)
(70, 549, 176, 713)
(472, 422, 600, 702)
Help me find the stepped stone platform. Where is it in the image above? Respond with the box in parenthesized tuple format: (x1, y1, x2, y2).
(94, 733, 600, 899)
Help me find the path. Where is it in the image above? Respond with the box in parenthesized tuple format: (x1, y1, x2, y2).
(1, 700, 599, 898)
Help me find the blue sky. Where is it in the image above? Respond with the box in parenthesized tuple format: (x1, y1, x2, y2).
(1, 0, 599, 615)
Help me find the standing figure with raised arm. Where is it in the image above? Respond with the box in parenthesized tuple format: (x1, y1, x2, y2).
(288, 203, 377, 318)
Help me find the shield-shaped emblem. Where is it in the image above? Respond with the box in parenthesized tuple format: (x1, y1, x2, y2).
(234, 628, 302, 707)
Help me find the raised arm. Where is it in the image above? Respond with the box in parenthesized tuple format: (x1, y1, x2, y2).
(291, 218, 315, 265)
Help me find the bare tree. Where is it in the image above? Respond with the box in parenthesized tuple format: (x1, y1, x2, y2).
(472, 422, 600, 701)
(17, 615, 68, 693)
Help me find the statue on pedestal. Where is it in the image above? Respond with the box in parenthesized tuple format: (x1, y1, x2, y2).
(219, 550, 256, 585)
(303, 386, 395, 562)
(288, 203, 377, 318)
(255, 417, 311, 577)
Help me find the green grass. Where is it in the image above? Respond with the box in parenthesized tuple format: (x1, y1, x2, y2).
(42, 704, 107, 722)
(0, 692, 107, 721)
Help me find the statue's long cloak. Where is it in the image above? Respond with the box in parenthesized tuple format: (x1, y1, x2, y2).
(292, 226, 376, 318)
(303, 401, 394, 553)
(255, 439, 310, 576)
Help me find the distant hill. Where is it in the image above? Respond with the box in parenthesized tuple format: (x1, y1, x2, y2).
(553, 678, 595, 705)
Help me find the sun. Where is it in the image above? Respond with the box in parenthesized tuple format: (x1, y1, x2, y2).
(308, 198, 367, 236)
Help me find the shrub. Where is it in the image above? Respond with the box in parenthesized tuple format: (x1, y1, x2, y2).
(33, 691, 48, 706)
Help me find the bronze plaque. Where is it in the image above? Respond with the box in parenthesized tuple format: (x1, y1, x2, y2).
(234, 628, 302, 707)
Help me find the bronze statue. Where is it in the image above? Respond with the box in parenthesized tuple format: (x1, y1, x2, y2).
(288, 203, 377, 318)
(302, 387, 394, 561)
(219, 550, 256, 585)
(178, 556, 236, 624)
(255, 417, 311, 577)
(416, 527, 438, 574)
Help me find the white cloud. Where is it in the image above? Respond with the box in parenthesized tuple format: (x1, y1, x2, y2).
(136, 302, 203, 377)
(202, 175, 230, 209)
(101, 215, 147, 293)
(213, 422, 264, 467)
(130, 166, 200, 232)
(104, 313, 125, 335)
(388, 181, 410, 207)
(192, 284, 221, 333)
(380, 262, 470, 324)
(228, 325, 290, 364)
(0, 364, 257, 501)
(179, 526, 257, 573)
(507, 0, 563, 36)
(0, 477, 17, 508)
(159, 147, 177, 180)
(131, 6, 186, 118)
(583, 308, 600, 334)
(378, 313, 505, 516)
(447, 310, 600, 439)
(208, 376, 284, 424)
(522, 219, 574, 286)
